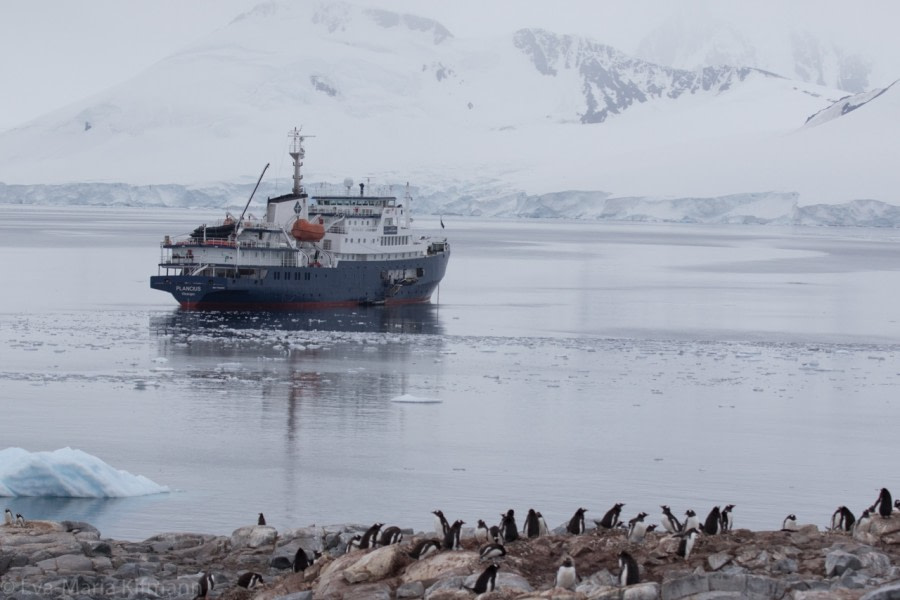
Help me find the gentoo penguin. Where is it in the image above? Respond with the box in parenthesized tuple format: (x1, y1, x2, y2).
(781, 514, 798, 531)
(646, 524, 658, 533)
(536, 511, 551, 536)
(292, 548, 321, 573)
(432, 509, 450, 537)
(660, 505, 682, 533)
(359, 522, 383, 549)
(555, 556, 577, 590)
(257, 512, 266, 526)
(15, 513, 25, 527)
(408, 538, 442, 560)
(855, 509, 872, 533)
(194, 572, 214, 599)
(347, 534, 362, 552)
(618, 550, 640, 586)
(876, 488, 893, 518)
(379, 525, 403, 546)
(523, 508, 541, 538)
(895, 500, 900, 514)
(467, 562, 499, 594)
(443, 519, 465, 550)
(720, 505, 735, 533)
(676, 528, 700, 561)
(489, 525, 502, 544)
(474, 519, 490, 543)
(597, 503, 625, 529)
(683, 509, 700, 532)
(703, 506, 721, 535)
(627, 512, 649, 543)
(567, 507, 588, 535)
(831, 506, 855, 532)
(500, 509, 519, 542)
(236, 571, 264, 589)
(479, 542, 506, 560)
(3, 508, 12, 526)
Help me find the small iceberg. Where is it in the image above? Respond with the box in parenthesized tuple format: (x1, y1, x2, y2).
(390, 394, 442, 404)
(0, 447, 169, 497)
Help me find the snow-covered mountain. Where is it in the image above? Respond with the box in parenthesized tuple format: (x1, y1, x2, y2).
(633, 2, 879, 94)
(0, 0, 898, 226)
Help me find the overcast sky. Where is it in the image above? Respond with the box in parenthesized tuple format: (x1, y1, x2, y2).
(1, 0, 898, 132)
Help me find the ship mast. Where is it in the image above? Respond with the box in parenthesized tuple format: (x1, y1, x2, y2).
(288, 127, 313, 196)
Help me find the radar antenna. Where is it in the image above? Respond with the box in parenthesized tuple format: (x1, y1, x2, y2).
(288, 127, 315, 196)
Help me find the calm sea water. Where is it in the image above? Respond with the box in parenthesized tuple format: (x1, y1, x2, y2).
(2, 204, 900, 540)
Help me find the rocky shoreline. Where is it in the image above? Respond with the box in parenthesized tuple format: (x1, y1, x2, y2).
(4, 513, 900, 600)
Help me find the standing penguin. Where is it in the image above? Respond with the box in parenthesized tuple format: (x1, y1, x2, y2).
(876, 488, 893, 518)
(703, 506, 721, 535)
(597, 503, 625, 529)
(257, 512, 266, 526)
(347, 534, 362, 552)
(432, 510, 450, 537)
(443, 519, 465, 550)
(292, 548, 321, 573)
(855, 509, 872, 533)
(379, 526, 403, 546)
(660, 505, 682, 533)
(15, 513, 25, 527)
(468, 562, 499, 593)
(627, 512, 649, 543)
(500, 509, 519, 542)
(781, 514, 798, 531)
(567, 507, 588, 535)
(489, 524, 502, 544)
(536, 511, 551, 536)
(194, 572, 215, 599)
(237, 572, 264, 589)
(618, 550, 640, 586)
(555, 556, 577, 590)
(831, 506, 855, 531)
(3, 508, 12, 526)
(683, 509, 700, 532)
(409, 538, 442, 560)
(359, 522, 384, 549)
(676, 528, 700, 561)
(523, 509, 541, 538)
(720, 505, 735, 533)
(474, 519, 490, 543)
(479, 542, 506, 560)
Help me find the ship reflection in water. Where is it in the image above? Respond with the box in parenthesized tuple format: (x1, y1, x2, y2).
(148, 303, 448, 450)
(150, 303, 444, 339)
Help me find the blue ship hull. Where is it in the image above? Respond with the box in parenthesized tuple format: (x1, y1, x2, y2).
(150, 251, 449, 310)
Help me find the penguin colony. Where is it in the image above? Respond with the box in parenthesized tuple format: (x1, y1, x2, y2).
(6, 488, 896, 596)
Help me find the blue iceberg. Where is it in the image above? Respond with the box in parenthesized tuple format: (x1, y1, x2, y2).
(0, 447, 169, 497)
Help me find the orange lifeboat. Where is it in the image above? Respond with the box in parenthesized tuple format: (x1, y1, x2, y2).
(291, 218, 325, 242)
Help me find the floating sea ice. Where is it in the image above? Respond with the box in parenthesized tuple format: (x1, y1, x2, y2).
(390, 394, 442, 404)
(0, 447, 169, 497)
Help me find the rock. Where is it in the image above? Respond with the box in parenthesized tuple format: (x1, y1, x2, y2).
(826, 550, 864, 577)
(342, 544, 408, 584)
(861, 581, 900, 599)
(661, 574, 710, 599)
(398, 580, 426, 598)
(708, 552, 732, 571)
(772, 558, 799, 574)
(271, 593, 314, 600)
(401, 551, 479, 585)
(230, 525, 277, 550)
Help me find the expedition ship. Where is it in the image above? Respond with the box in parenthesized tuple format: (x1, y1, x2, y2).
(150, 129, 450, 309)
